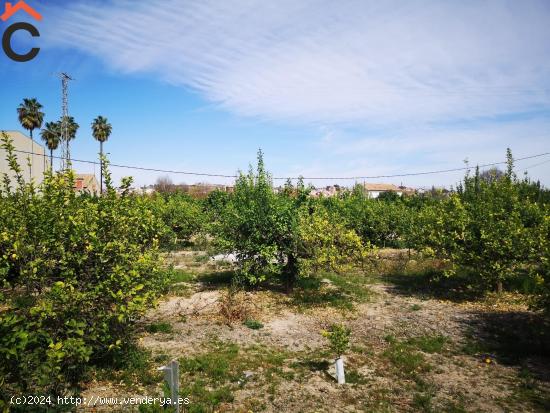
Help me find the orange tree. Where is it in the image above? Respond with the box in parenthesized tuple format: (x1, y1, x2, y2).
(412, 150, 548, 294)
(211, 151, 371, 291)
(0, 133, 168, 404)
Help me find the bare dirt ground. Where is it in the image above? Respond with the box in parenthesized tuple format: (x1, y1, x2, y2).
(80, 250, 550, 412)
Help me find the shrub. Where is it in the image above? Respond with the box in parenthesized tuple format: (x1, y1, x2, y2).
(533, 212, 550, 314)
(298, 206, 374, 275)
(149, 193, 205, 248)
(218, 287, 252, 324)
(212, 150, 305, 289)
(212, 151, 371, 291)
(0, 133, 168, 404)
(412, 150, 548, 293)
(322, 323, 351, 357)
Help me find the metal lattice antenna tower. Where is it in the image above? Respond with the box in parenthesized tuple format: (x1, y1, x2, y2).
(59, 72, 73, 170)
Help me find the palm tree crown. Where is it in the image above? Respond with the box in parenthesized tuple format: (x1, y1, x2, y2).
(60, 116, 79, 141)
(92, 116, 112, 195)
(40, 121, 61, 151)
(40, 121, 61, 169)
(91, 116, 112, 143)
(17, 98, 44, 140)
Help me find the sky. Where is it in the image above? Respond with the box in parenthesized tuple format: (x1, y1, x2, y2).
(1, 0, 550, 188)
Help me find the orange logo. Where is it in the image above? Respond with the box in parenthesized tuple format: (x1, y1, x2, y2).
(1, 1, 42, 21)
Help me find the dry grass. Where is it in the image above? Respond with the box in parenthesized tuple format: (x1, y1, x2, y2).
(77, 249, 550, 413)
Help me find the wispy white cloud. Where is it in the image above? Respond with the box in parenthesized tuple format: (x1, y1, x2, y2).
(39, 0, 550, 188)
(43, 0, 550, 124)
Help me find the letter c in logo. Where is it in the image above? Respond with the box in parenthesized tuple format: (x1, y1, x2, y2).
(2, 22, 40, 62)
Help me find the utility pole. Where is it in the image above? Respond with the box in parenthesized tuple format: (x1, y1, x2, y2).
(59, 72, 73, 170)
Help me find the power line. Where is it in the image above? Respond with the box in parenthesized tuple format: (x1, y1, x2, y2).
(521, 158, 550, 171)
(4, 148, 550, 181)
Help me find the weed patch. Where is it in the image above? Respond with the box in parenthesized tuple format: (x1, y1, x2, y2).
(408, 334, 448, 354)
(291, 272, 372, 310)
(146, 322, 173, 334)
(92, 345, 161, 388)
(179, 341, 289, 411)
(383, 335, 431, 376)
(243, 319, 264, 329)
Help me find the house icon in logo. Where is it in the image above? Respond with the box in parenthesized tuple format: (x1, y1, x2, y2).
(1, 1, 42, 62)
(1, 1, 42, 21)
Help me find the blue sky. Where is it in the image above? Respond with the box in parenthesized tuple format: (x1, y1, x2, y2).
(1, 0, 550, 188)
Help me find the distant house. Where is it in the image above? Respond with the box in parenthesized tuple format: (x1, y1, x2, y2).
(0, 130, 48, 185)
(180, 183, 231, 198)
(310, 185, 341, 198)
(74, 174, 99, 195)
(363, 183, 415, 198)
(136, 185, 156, 195)
(150, 180, 233, 197)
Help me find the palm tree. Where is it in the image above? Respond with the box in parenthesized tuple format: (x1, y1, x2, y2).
(40, 121, 61, 169)
(91, 116, 112, 193)
(60, 116, 79, 142)
(59, 116, 79, 167)
(17, 98, 44, 178)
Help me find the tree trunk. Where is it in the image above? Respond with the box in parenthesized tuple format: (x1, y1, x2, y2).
(100, 141, 103, 195)
(284, 253, 297, 294)
(496, 280, 503, 294)
(50, 148, 53, 170)
(29, 129, 33, 180)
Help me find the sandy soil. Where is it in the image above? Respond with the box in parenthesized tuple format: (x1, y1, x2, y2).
(79, 251, 550, 412)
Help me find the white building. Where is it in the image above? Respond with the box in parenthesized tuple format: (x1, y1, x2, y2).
(363, 183, 416, 198)
(0, 130, 49, 186)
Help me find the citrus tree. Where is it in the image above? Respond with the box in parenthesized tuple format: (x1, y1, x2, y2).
(0, 133, 168, 403)
(212, 151, 370, 291)
(212, 150, 301, 289)
(412, 150, 547, 293)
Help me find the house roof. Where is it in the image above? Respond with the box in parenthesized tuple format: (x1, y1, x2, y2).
(74, 174, 99, 190)
(363, 183, 400, 191)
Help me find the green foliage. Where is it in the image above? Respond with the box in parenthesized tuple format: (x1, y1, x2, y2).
(298, 207, 374, 275)
(212, 150, 305, 288)
(383, 335, 430, 376)
(322, 323, 351, 356)
(212, 150, 372, 290)
(0, 133, 167, 403)
(320, 188, 413, 248)
(412, 150, 549, 295)
(93, 345, 161, 387)
(17, 98, 44, 139)
(243, 319, 264, 330)
(148, 193, 205, 247)
(91, 115, 112, 143)
(145, 322, 173, 334)
(203, 189, 230, 222)
(533, 213, 550, 314)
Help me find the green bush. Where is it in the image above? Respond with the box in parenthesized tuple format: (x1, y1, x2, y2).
(148, 193, 205, 248)
(0, 133, 168, 404)
(322, 323, 351, 357)
(413, 151, 547, 293)
(297, 206, 374, 275)
(319, 186, 413, 248)
(212, 151, 371, 291)
(212, 150, 306, 289)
